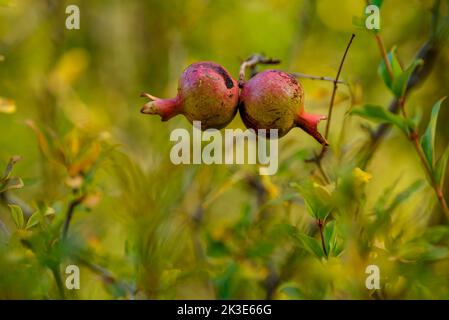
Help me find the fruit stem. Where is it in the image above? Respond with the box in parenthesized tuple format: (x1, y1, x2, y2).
(296, 112, 328, 146)
(140, 95, 181, 121)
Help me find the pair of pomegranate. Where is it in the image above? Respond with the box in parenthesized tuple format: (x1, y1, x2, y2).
(140, 61, 327, 145)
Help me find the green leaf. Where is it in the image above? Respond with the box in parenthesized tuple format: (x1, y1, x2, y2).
(420, 97, 446, 168)
(378, 47, 402, 89)
(26, 210, 41, 229)
(435, 144, 449, 188)
(8, 204, 24, 229)
(280, 284, 304, 299)
(422, 245, 449, 261)
(351, 104, 410, 135)
(371, 0, 383, 8)
(291, 231, 324, 259)
(424, 226, 449, 244)
(392, 59, 423, 98)
(352, 16, 365, 29)
(387, 180, 424, 213)
(295, 182, 333, 220)
(398, 241, 449, 262)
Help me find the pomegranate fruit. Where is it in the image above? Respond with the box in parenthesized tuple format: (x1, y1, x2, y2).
(140, 62, 239, 130)
(239, 70, 328, 145)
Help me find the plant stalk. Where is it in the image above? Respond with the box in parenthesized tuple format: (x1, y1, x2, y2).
(375, 33, 394, 80)
(317, 219, 328, 258)
(410, 134, 449, 219)
(62, 195, 85, 240)
(399, 97, 449, 219)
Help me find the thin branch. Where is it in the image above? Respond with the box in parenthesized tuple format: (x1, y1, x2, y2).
(398, 95, 449, 219)
(50, 265, 66, 299)
(76, 256, 135, 297)
(0, 218, 9, 237)
(306, 34, 355, 179)
(375, 33, 394, 80)
(62, 195, 85, 240)
(0, 192, 33, 218)
(238, 54, 281, 87)
(314, 151, 331, 184)
(410, 134, 449, 218)
(290, 72, 346, 84)
(324, 34, 356, 142)
(318, 219, 328, 257)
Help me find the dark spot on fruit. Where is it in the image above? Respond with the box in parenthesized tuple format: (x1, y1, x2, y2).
(202, 62, 235, 89)
(292, 89, 299, 100)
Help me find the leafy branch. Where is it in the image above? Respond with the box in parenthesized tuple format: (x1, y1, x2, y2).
(360, 0, 447, 167)
(352, 48, 449, 218)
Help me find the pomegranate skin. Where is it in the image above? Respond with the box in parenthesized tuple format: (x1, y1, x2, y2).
(239, 70, 327, 144)
(141, 62, 239, 130)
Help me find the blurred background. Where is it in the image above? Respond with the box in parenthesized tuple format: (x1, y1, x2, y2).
(1, 0, 449, 299)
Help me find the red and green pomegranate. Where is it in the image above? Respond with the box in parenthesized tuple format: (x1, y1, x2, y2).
(238, 69, 328, 145)
(141, 62, 239, 130)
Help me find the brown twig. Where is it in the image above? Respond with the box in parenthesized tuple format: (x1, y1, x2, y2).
(411, 134, 449, 218)
(290, 72, 346, 84)
(62, 195, 85, 240)
(306, 34, 355, 180)
(317, 219, 328, 257)
(50, 265, 66, 299)
(76, 256, 135, 297)
(314, 151, 331, 184)
(323, 34, 355, 145)
(0, 192, 34, 218)
(0, 218, 9, 237)
(375, 34, 394, 80)
(238, 54, 281, 87)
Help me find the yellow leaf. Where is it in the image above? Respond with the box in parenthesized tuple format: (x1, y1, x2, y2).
(261, 175, 280, 199)
(0, 97, 16, 114)
(312, 182, 334, 196)
(49, 48, 89, 89)
(353, 167, 372, 184)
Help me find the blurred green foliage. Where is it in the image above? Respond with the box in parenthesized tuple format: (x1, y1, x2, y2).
(1, 0, 449, 299)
